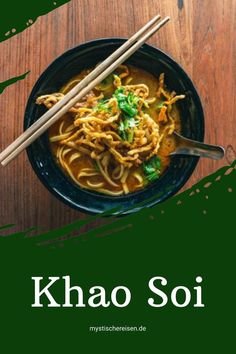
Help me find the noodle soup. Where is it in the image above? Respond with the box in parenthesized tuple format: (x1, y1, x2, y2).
(36, 65, 184, 196)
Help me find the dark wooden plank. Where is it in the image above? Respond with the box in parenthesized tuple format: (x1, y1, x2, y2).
(0, 0, 235, 231)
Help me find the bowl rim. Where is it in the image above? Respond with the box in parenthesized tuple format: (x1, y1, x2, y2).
(24, 37, 205, 216)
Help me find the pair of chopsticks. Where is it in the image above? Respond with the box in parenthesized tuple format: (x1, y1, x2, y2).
(0, 14, 170, 166)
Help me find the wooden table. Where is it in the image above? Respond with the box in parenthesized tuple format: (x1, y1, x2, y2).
(0, 0, 235, 231)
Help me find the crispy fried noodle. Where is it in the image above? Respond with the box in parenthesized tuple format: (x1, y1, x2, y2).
(36, 65, 185, 196)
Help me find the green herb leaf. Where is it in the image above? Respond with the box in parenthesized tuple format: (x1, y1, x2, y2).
(98, 74, 114, 91)
(142, 156, 161, 182)
(127, 117, 139, 128)
(114, 87, 140, 142)
(127, 92, 139, 106)
(156, 101, 165, 110)
(94, 99, 111, 112)
(114, 87, 139, 117)
(118, 120, 127, 141)
(115, 86, 125, 95)
(127, 130, 134, 143)
(93, 160, 100, 171)
(118, 117, 139, 142)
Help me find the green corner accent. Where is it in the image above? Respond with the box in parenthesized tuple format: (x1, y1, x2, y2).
(0, 1, 71, 43)
(0, 71, 30, 94)
(0, 224, 15, 231)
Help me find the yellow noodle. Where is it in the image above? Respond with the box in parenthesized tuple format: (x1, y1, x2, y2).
(50, 132, 72, 142)
(62, 147, 72, 157)
(74, 115, 119, 125)
(97, 160, 119, 187)
(36, 93, 64, 108)
(38, 65, 184, 196)
(77, 108, 93, 114)
(112, 165, 124, 180)
(122, 183, 129, 194)
(146, 97, 156, 104)
(75, 139, 104, 151)
(78, 171, 100, 178)
(165, 95, 185, 105)
(87, 180, 104, 188)
(69, 152, 81, 164)
(118, 64, 129, 79)
(96, 188, 124, 196)
(113, 75, 122, 87)
(133, 172, 143, 184)
(61, 129, 84, 143)
(65, 124, 76, 133)
(121, 169, 129, 184)
(124, 76, 133, 85)
(128, 143, 153, 155)
(56, 146, 63, 159)
(61, 79, 81, 94)
(109, 148, 132, 167)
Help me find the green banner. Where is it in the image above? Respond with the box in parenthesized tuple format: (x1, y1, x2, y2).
(0, 0, 71, 43)
(0, 161, 235, 351)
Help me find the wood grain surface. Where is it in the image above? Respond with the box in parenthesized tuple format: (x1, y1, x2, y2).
(0, 0, 235, 231)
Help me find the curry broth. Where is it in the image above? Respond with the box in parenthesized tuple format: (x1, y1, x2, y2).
(48, 65, 181, 194)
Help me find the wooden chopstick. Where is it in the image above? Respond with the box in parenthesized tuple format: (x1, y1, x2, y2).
(0, 14, 161, 164)
(0, 16, 170, 166)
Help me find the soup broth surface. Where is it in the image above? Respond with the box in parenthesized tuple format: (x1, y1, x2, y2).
(36, 65, 184, 196)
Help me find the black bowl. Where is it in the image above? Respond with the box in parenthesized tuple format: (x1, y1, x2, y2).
(24, 38, 204, 216)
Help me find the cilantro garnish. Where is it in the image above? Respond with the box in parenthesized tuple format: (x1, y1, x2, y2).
(118, 117, 139, 143)
(142, 156, 161, 181)
(94, 99, 111, 112)
(114, 87, 140, 143)
(114, 87, 139, 117)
